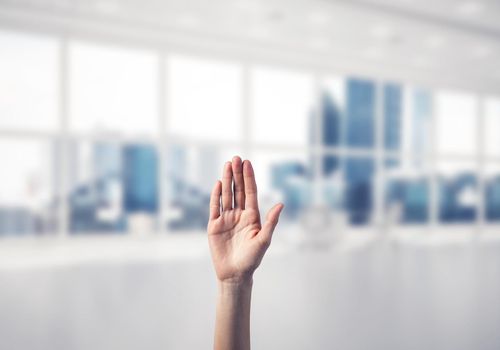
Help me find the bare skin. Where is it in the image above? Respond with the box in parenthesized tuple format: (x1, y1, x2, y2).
(207, 156, 283, 350)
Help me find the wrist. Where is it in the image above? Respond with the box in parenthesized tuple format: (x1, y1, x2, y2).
(218, 277, 253, 294)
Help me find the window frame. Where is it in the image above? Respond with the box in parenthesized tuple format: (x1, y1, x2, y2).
(0, 29, 498, 237)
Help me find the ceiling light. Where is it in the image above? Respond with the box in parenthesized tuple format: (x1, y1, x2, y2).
(456, 1, 484, 16)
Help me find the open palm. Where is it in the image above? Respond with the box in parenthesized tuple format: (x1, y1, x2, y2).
(207, 156, 284, 283)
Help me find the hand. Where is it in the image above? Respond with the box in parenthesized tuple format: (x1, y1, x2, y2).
(207, 156, 284, 284)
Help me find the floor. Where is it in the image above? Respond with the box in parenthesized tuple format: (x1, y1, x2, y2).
(1, 234, 500, 350)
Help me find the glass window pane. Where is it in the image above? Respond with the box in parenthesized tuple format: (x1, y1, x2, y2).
(384, 83, 403, 151)
(320, 154, 378, 229)
(436, 91, 478, 156)
(252, 151, 312, 226)
(0, 139, 58, 236)
(385, 158, 430, 224)
(346, 78, 375, 148)
(69, 42, 158, 135)
(485, 163, 500, 222)
(251, 66, 315, 145)
(167, 55, 243, 142)
(344, 157, 375, 225)
(320, 77, 345, 149)
(437, 160, 478, 223)
(400, 87, 433, 156)
(165, 145, 244, 231)
(68, 141, 158, 233)
(485, 97, 500, 157)
(0, 31, 59, 131)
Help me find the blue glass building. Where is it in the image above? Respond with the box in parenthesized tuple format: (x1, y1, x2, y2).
(123, 144, 158, 213)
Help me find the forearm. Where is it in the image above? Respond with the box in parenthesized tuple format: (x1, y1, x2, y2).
(214, 278, 253, 350)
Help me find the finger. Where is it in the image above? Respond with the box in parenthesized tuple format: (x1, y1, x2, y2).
(258, 203, 284, 246)
(209, 180, 222, 220)
(243, 160, 258, 210)
(221, 162, 233, 211)
(232, 156, 245, 209)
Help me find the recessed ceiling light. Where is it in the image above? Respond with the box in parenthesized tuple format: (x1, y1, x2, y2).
(307, 11, 330, 26)
(456, 1, 484, 16)
(424, 35, 446, 49)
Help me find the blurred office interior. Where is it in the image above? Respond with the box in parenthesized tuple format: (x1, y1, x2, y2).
(1, 0, 500, 349)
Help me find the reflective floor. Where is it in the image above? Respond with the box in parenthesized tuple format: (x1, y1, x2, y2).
(1, 235, 500, 350)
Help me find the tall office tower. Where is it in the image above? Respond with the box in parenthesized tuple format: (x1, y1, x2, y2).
(69, 142, 124, 232)
(321, 92, 342, 176)
(384, 83, 402, 151)
(94, 142, 122, 182)
(439, 173, 477, 222)
(413, 89, 432, 157)
(166, 143, 187, 203)
(270, 161, 310, 219)
(486, 176, 500, 221)
(123, 144, 158, 214)
(344, 78, 375, 224)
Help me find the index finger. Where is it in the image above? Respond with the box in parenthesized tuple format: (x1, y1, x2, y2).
(243, 160, 258, 210)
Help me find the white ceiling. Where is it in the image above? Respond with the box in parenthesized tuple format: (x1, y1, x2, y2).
(0, 0, 499, 93)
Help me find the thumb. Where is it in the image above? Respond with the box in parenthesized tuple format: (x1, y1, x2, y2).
(258, 203, 284, 246)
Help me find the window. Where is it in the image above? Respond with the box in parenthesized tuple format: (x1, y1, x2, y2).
(485, 163, 500, 222)
(165, 145, 244, 231)
(400, 88, 433, 157)
(0, 31, 59, 131)
(70, 42, 158, 135)
(345, 78, 376, 149)
(436, 91, 478, 156)
(167, 55, 243, 142)
(252, 151, 312, 225)
(320, 77, 345, 149)
(68, 140, 158, 234)
(485, 98, 500, 158)
(437, 161, 478, 223)
(0, 138, 58, 235)
(343, 157, 375, 225)
(2, 27, 496, 237)
(384, 83, 403, 151)
(250, 66, 315, 146)
(385, 157, 430, 224)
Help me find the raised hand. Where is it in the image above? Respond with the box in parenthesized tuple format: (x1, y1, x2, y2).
(207, 156, 284, 283)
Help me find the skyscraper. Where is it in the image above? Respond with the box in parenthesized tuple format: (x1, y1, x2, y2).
(123, 144, 158, 213)
(344, 79, 375, 224)
(384, 83, 402, 151)
(321, 92, 342, 175)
